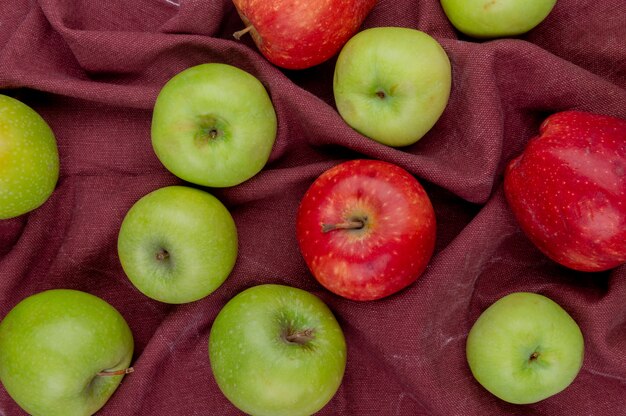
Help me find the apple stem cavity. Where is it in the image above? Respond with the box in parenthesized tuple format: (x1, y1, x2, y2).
(233, 24, 254, 40)
(197, 126, 222, 143)
(209, 129, 219, 139)
(201, 126, 222, 141)
(321, 218, 366, 233)
(97, 367, 134, 377)
(155, 249, 170, 262)
(529, 351, 540, 362)
(195, 115, 226, 144)
(375, 90, 386, 99)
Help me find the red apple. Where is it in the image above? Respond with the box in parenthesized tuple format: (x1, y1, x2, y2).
(296, 159, 436, 301)
(232, 0, 377, 70)
(504, 110, 626, 272)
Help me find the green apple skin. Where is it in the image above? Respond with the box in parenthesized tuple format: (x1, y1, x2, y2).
(0, 94, 59, 219)
(466, 292, 584, 404)
(0, 289, 134, 416)
(151, 63, 277, 188)
(333, 27, 451, 147)
(117, 185, 238, 304)
(440, 0, 557, 38)
(209, 284, 347, 416)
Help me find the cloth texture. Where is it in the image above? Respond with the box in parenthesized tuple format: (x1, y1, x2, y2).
(1, 0, 625, 415)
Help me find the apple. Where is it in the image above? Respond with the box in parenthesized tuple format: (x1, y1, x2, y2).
(296, 159, 436, 301)
(117, 185, 238, 304)
(466, 292, 584, 404)
(231, 0, 377, 70)
(504, 110, 626, 272)
(0, 94, 59, 219)
(0, 289, 134, 416)
(208, 284, 347, 416)
(333, 27, 451, 147)
(440, 0, 557, 38)
(151, 63, 277, 188)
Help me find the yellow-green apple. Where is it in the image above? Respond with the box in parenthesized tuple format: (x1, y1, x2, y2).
(0, 94, 59, 219)
(117, 186, 238, 304)
(504, 111, 626, 272)
(209, 284, 347, 416)
(151, 63, 277, 188)
(296, 159, 436, 301)
(231, 0, 377, 70)
(440, 0, 557, 38)
(0, 289, 134, 416)
(466, 292, 584, 404)
(333, 27, 451, 147)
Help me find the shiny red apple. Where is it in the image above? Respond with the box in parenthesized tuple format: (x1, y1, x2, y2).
(232, 0, 377, 70)
(504, 110, 626, 272)
(296, 159, 436, 301)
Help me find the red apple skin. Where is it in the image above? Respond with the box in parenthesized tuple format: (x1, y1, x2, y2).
(232, 0, 377, 70)
(504, 110, 626, 272)
(296, 159, 436, 301)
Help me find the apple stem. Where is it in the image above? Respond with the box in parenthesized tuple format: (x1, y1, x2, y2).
(283, 328, 315, 345)
(321, 219, 365, 233)
(529, 352, 540, 361)
(97, 367, 134, 377)
(233, 25, 253, 40)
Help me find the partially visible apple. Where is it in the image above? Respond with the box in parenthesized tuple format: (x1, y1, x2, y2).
(440, 0, 557, 38)
(117, 185, 238, 304)
(232, 0, 377, 70)
(151, 63, 277, 188)
(209, 284, 347, 416)
(0, 94, 59, 219)
(0, 289, 134, 416)
(333, 27, 451, 147)
(296, 159, 436, 301)
(504, 110, 626, 272)
(466, 292, 584, 404)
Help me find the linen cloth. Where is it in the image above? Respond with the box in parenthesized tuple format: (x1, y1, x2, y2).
(0, 0, 625, 414)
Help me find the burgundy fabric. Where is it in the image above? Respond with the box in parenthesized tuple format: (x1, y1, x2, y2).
(1, 1, 625, 415)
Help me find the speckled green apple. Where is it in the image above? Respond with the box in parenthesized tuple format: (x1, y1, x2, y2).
(209, 284, 347, 416)
(0, 289, 134, 416)
(0, 94, 59, 219)
(117, 186, 238, 304)
(151, 63, 277, 188)
(466, 292, 584, 404)
(440, 0, 557, 38)
(333, 27, 451, 147)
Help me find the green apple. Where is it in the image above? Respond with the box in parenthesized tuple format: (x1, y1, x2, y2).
(0, 94, 59, 219)
(209, 284, 347, 416)
(466, 292, 584, 404)
(117, 185, 238, 304)
(151, 63, 277, 188)
(0, 289, 134, 416)
(333, 27, 451, 147)
(440, 0, 557, 38)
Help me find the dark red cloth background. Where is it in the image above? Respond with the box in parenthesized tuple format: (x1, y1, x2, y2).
(1, 0, 625, 415)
